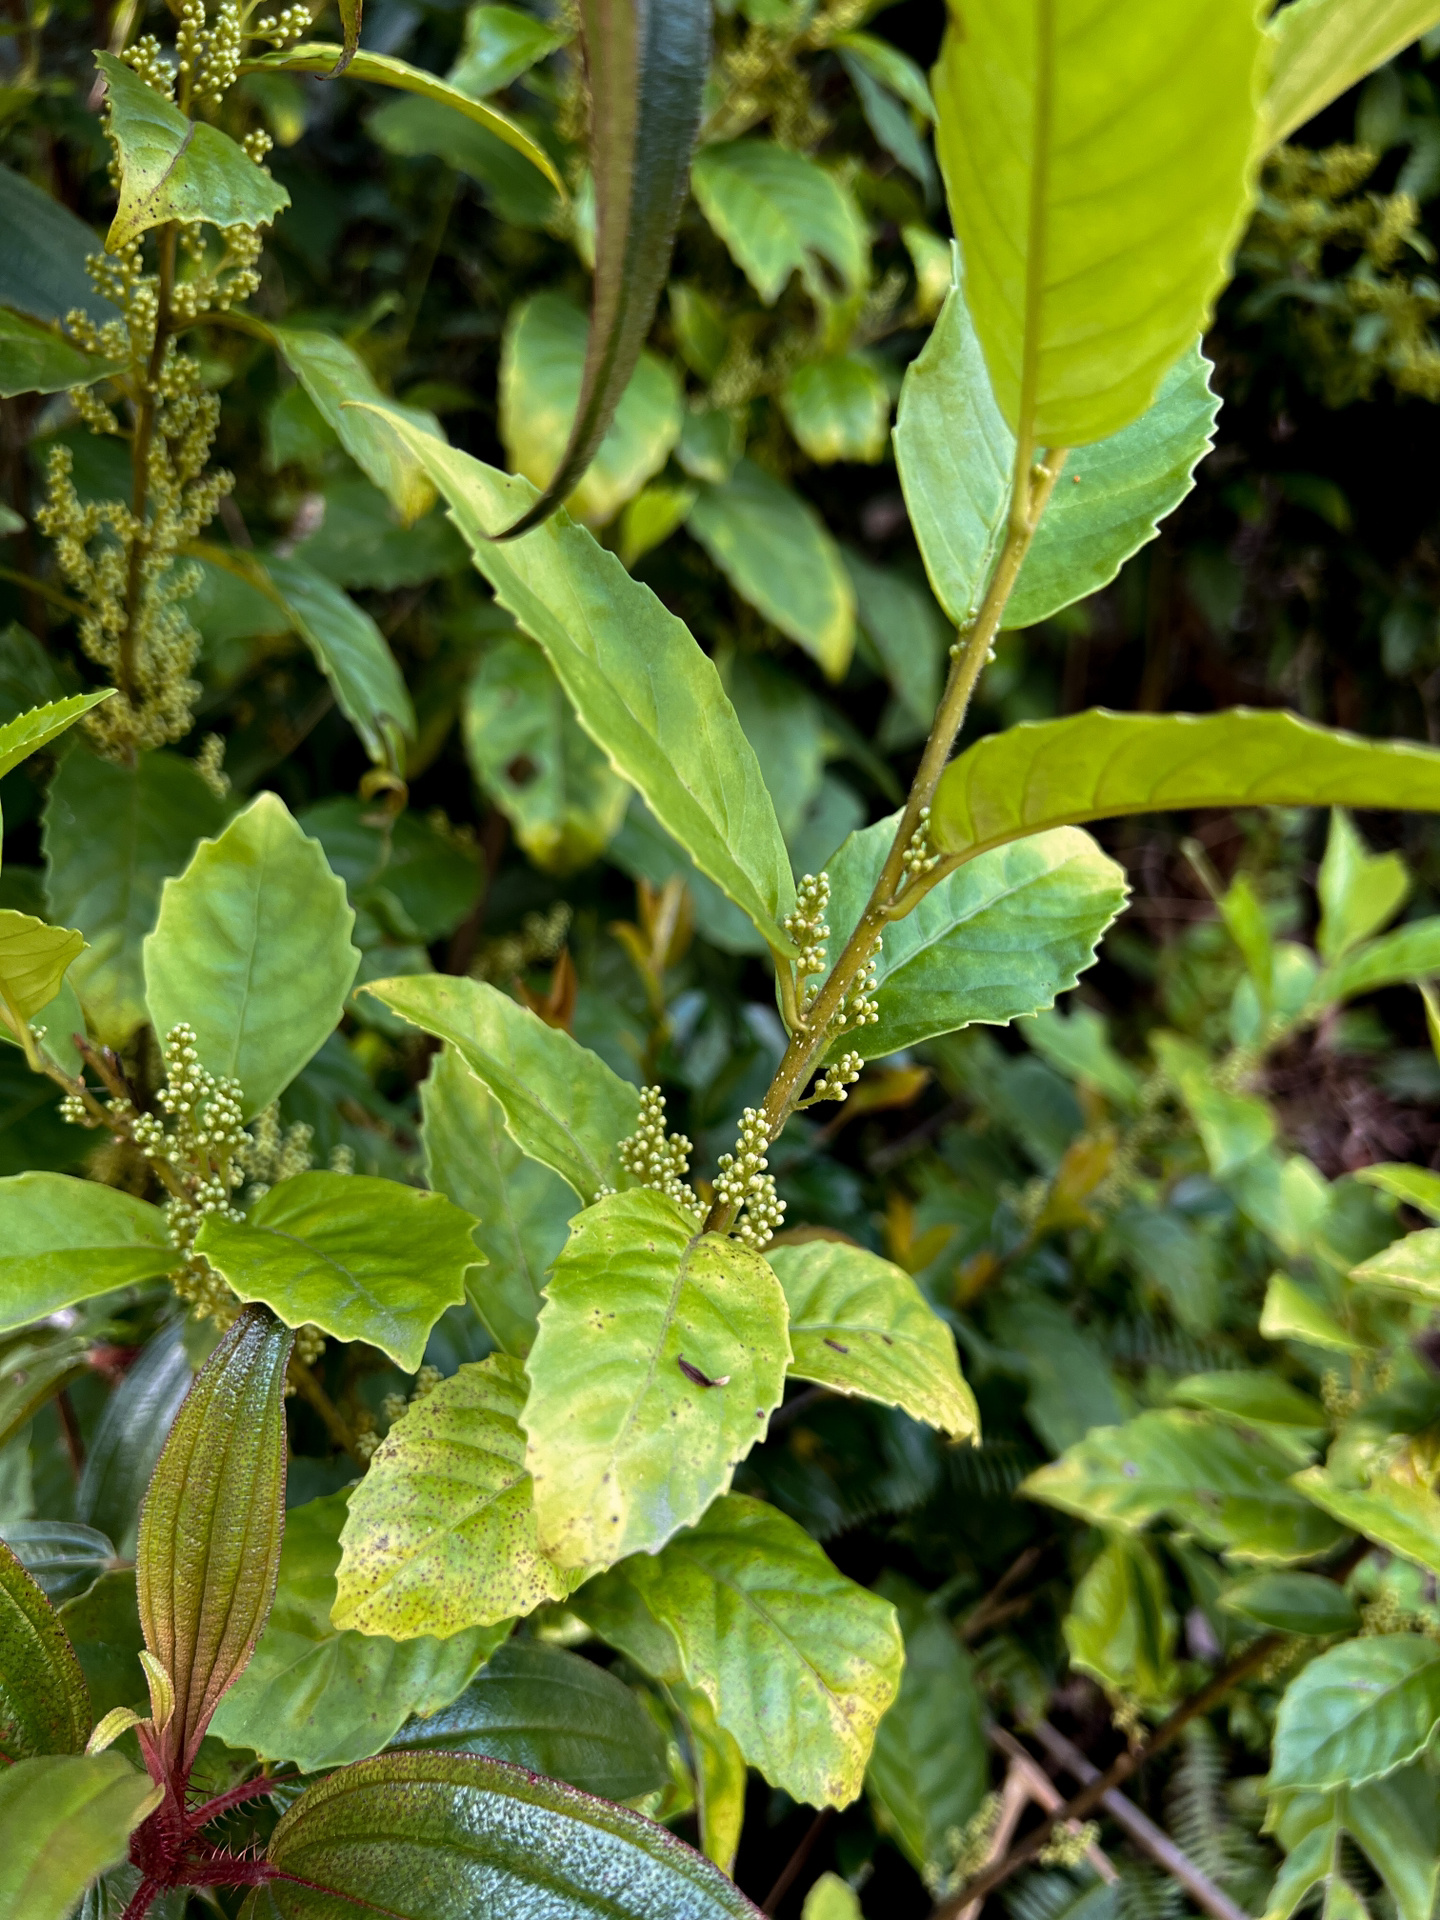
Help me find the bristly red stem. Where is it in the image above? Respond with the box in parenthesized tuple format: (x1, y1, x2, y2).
(187, 1771, 286, 1833)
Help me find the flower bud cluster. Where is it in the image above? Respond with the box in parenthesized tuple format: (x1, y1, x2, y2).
(901, 806, 940, 880)
(784, 872, 830, 989)
(835, 932, 881, 1032)
(616, 1085, 702, 1217)
(121, 35, 176, 95)
(713, 1106, 786, 1249)
(252, 3, 310, 45)
(800, 1048, 863, 1109)
(177, 0, 242, 112)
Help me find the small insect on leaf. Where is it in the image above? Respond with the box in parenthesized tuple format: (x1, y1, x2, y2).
(678, 1356, 730, 1389)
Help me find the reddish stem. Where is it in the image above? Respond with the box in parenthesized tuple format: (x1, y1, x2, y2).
(187, 1772, 286, 1833)
(119, 1878, 159, 1920)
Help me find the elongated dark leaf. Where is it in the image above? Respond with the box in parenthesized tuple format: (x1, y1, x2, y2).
(135, 1307, 292, 1778)
(76, 1322, 192, 1558)
(0, 1540, 91, 1760)
(497, 0, 711, 538)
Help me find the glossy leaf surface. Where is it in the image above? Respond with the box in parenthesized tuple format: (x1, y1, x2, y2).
(0, 165, 117, 325)
(76, 1324, 192, 1558)
(0, 1753, 160, 1920)
(1, 1520, 117, 1605)
(1270, 1634, 1440, 1792)
(1263, 0, 1440, 147)
(264, 553, 415, 766)
(0, 308, 123, 397)
(1221, 1571, 1359, 1638)
(523, 1189, 790, 1571)
(0, 1539, 90, 1759)
(0, 1173, 174, 1335)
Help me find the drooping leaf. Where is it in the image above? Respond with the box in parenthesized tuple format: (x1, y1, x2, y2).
(932, 0, 1264, 448)
(1063, 1532, 1177, 1706)
(0, 1753, 160, 1920)
(0, 165, 117, 325)
(1262, 0, 1440, 148)
(239, 1750, 761, 1919)
(1295, 1469, 1440, 1579)
(1317, 810, 1410, 962)
(0, 1539, 90, 1759)
(97, 54, 289, 250)
(0, 1173, 175, 1336)
(673, 1680, 746, 1874)
(690, 140, 866, 304)
(765, 1240, 977, 1438)
(76, 1324, 193, 1559)
(386, 1638, 668, 1803)
(333, 1354, 573, 1638)
(930, 708, 1440, 862)
(0, 308, 124, 398)
(780, 354, 891, 466)
(136, 1307, 292, 1775)
(420, 1044, 573, 1356)
(0, 691, 115, 780)
(195, 1171, 477, 1372)
(1, 1520, 117, 1606)
(1355, 1162, 1440, 1220)
(496, 0, 709, 537)
(687, 460, 857, 681)
(0, 910, 84, 1036)
(1023, 1409, 1345, 1563)
(824, 814, 1127, 1058)
(352, 414, 798, 953)
(1221, 1571, 1359, 1638)
(143, 791, 359, 1117)
(1349, 1229, 1440, 1305)
(499, 292, 682, 527)
(364, 973, 640, 1204)
(210, 1489, 501, 1771)
(575, 1494, 903, 1809)
(43, 746, 229, 1048)
(1269, 1635, 1440, 1793)
(264, 554, 416, 766)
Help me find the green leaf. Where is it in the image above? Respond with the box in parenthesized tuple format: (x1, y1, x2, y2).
(352, 413, 798, 953)
(366, 973, 639, 1204)
(523, 1189, 790, 1572)
(765, 1240, 977, 1437)
(97, 54, 289, 251)
(1350, 1229, 1440, 1305)
(842, 550, 947, 741)
(43, 746, 229, 1048)
(500, 292, 682, 528)
(932, 0, 1264, 449)
(803, 1876, 864, 1920)
(1263, 0, 1440, 148)
(333, 1354, 572, 1637)
(1026, 1003, 1142, 1111)
(576, 1494, 903, 1809)
(1153, 1032, 1275, 1177)
(1168, 1370, 1325, 1438)
(1, 1519, 117, 1606)
(450, 4, 568, 96)
(240, 1749, 760, 1919)
(1356, 1162, 1440, 1220)
(136, 1308, 292, 1776)
(0, 1336, 93, 1454)
(263, 553, 416, 765)
(1295, 1469, 1440, 1578)
(386, 1638, 668, 1803)
(1318, 810, 1410, 962)
(0, 308, 123, 399)
(0, 1753, 161, 1920)
(209, 1490, 501, 1771)
(0, 1539, 90, 1759)
(723, 649, 827, 844)
(1260, 1272, 1363, 1355)
(76, 1328, 194, 1565)
(931, 707, 1440, 863)
(781, 355, 891, 466)
(462, 633, 630, 874)
(143, 791, 359, 1117)
(0, 691, 115, 780)
(494, 0, 708, 537)
(333, 0, 361, 71)
(421, 1044, 572, 1356)
(1023, 1409, 1346, 1563)
(1265, 1766, 1440, 1920)
(1063, 1533, 1177, 1706)
(368, 94, 558, 226)
(57, 1571, 147, 1722)
(1312, 916, 1440, 1008)
(194, 1171, 477, 1373)
(1221, 1571, 1359, 1638)
(832, 32, 934, 121)
(687, 460, 856, 681)
(691, 141, 866, 304)
(1270, 1635, 1440, 1793)
(0, 1173, 175, 1335)
(295, 797, 481, 945)
(825, 815, 1127, 1059)
(0, 911, 84, 1035)
(286, 477, 468, 592)
(0, 165, 117, 326)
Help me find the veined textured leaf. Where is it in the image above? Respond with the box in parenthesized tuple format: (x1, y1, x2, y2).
(0, 1540, 90, 1759)
(1269, 1635, 1440, 1793)
(931, 709, 1440, 862)
(1262, 0, 1440, 148)
(0, 1519, 118, 1606)
(825, 814, 1127, 1058)
(932, 0, 1264, 448)
(498, 0, 709, 537)
(766, 1240, 977, 1438)
(1023, 1409, 1345, 1563)
(194, 1171, 478, 1372)
(1264, 1765, 1440, 1920)
(353, 413, 798, 951)
(1312, 917, 1440, 1009)
(0, 308, 124, 398)
(691, 141, 866, 305)
(0, 1753, 161, 1920)
(333, 1354, 573, 1638)
(1293, 1468, 1440, 1579)
(386, 1638, 668, 1803)
(240, 1750, 761, 1920)
(0, 691, 114, 781)
(209, 1490, 502, 1771)
(264, 553, 416, 766)
(143, 792, 360, 1117)
(421, 1045, 572, 1356)
(524, 1189, 790, 1571)
(97, 54, 289, 250)
(136, 1308, 292, 1775)
(0, 1173, 175, 1336)
(0, 910, 84, 1032)
(366, 972, 639, 1203)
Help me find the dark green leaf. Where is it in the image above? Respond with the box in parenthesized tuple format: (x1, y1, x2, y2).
(58, 1572, 147, 1721)
(691, 141, 866, 304)
(0, 1537, 90, 1759)
(263, 554, 416, 766)
(0, 1333, 93, 1453)
(0, 1521, 116, 1605)
(75, 1324, 194, 1558)
(0, 1753, 160, 1920)
(0, 308, 124, 398)
(0, 165, 118, 325)
(1269, 1634, 1440, 1792)
(0, 1173, 175, 1335)
(1221, 1571, 1359, 1637)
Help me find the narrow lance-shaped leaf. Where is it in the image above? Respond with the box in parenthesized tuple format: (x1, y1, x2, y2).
(498, 0, 711, 538)
(1262, 0, 1440, 150)
(0, 691, 114, 779)
(136, 1307, 293, 1778)
(0, 1540, 91, 1760)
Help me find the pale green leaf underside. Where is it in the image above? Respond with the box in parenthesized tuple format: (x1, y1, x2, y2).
(1355, 1163, 1440, 1222)
(351, 407, 797, 953)
(0, 911, 84, 1026)
(1270, 1635, 1440, 1793)
(1262, 0, 1440, 149)
(0, 1753, 161, 1920)
(690, 140, 865, 304)
(1350, 1229, 1440, 1301)
(523, 1189, 791, 1572)
(366, 972, 638, 1204)
(0, 1172, 174, 1336)
(766, 1240, 977, 1439)
(194, 1171, 477, 1373)
(0, 307, 124, 398)
(334, 1354, 574, 1637)
(932, 709, 1440, 861)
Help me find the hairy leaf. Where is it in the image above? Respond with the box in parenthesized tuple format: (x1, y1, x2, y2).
(766, 1240, 977, 1437)
(334, 1353, 572, 1637)
(0, 1539, 90, 1759)
(1270, 1635, 1440, 1792)
(144, 791, 359, 1117)
(136, 1307, 292, 1774)
(691, 141, 865, 304)
(264, 553, 416, 766)
(0, 308, 123, 398)
(522, 1189, 790, 1571)
(195, 1171, 477, 1372)
(1263, 0, 1440, 148)
(0, 1173, 174, 1335)
(0, 1753, 160, 1920)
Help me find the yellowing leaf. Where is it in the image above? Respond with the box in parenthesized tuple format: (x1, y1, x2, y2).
(0, 911, 83, 1032)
